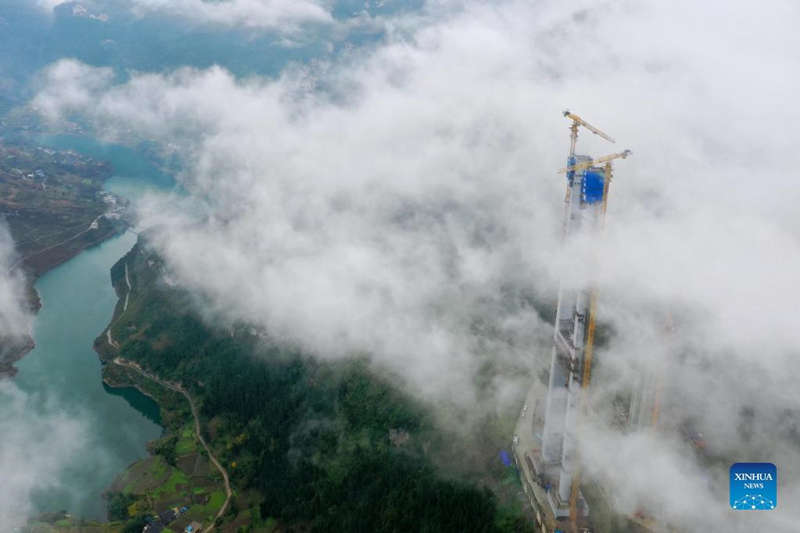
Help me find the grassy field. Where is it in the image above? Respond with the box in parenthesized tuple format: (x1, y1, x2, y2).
(23, 511, 123, 533)
(101, 360, 225, 532)
(175, 426, 197, 455)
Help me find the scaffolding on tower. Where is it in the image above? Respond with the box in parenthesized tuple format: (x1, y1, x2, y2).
(511, 110, 631, 533)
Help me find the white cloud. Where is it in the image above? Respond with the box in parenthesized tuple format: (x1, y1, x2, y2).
(0, 222, 32, 342)
(128, 0, 333, 30)
(30, 0, 332, 31)
(0, 381, 88, 529)
(0, 224, 80, 529)
(32, 0, 800, 529)
(34, 0, 68, 11)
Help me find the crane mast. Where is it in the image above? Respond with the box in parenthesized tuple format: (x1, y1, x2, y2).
(510, 110, 630, 533)
(556, 112, 629, 533)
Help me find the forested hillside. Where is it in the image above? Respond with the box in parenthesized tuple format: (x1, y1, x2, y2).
(97, 236, 532, 532)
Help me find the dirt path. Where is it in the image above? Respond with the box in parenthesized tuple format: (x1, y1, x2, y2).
(11, 216, 104, 270)
(106, 328, 119, 349)
(111, 356, 233, 530)
(123, 262, 131, 312)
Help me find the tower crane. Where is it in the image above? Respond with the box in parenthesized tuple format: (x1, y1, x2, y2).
(559, 111, 620, 241)
(559, 111, 630, 533)
(563, 110, 616, 158)
(558, 150, 632, 174)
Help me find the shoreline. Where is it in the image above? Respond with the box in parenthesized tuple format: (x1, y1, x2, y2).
(93, 247, 232, 531)
(102, 356, 233, 532)
(0, 335, 35, 378)
(0, 222, 127, 378)
(0, 136, 132, 378)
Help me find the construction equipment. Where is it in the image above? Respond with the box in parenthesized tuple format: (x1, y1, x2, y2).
(512, 111, 636, 533)
(559, 112, 619, 241)
(567, 285, 598, 531)
(558, 150, 632, 174)
(559, 114, 629, 533)
(563, 110, 616, 145)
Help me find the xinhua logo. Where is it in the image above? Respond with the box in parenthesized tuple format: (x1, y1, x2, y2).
(730, 463, 777, 510)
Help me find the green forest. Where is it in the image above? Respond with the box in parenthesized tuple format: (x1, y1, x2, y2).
(101, 237, 533, 532)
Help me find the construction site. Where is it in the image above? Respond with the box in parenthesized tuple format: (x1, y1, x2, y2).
(512, 111, 656, 533)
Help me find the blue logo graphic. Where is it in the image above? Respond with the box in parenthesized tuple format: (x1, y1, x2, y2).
(730, 463, 776, 510)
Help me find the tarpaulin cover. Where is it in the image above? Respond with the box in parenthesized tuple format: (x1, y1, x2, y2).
(582, 169, 605, 203)
(499, 450, 512, 467)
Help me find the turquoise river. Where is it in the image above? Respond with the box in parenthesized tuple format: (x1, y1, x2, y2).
(8, 137, 172, 521)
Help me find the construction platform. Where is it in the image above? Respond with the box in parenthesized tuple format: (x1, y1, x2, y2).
(512, 372, 591, 533)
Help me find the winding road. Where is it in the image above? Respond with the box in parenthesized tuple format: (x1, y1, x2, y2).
(10, 215, 109, 271)
(111, 356, 232, 530)
(123, 262, 131, 312)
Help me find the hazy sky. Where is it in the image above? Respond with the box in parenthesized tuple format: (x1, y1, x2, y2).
(16, 0, 800, 530)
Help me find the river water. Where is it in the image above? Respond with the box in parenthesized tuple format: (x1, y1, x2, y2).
(9, 137, 170, 521)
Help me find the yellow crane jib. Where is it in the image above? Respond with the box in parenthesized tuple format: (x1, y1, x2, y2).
(563, 110, 616, 144)
(557, 149, 632, 174)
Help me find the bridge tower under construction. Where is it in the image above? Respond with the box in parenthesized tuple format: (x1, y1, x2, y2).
(513, 111, 630, 533)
